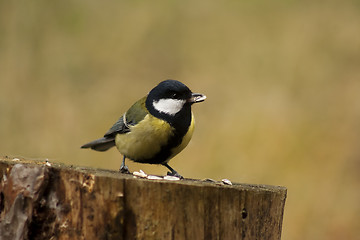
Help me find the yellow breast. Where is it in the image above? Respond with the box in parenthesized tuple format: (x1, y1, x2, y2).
(115, 113, 195, 162)
(115, 114, 173, 161)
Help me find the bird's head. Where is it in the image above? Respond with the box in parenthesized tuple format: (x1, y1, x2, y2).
(146, 80, 206, 117)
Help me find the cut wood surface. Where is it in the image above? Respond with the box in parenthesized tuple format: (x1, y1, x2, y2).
(0, 156, 287, 240)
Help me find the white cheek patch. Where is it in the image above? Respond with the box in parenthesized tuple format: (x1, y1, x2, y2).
(153, 98, 186, 116)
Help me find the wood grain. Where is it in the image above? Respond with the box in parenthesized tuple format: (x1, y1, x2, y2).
(0, 156, 286, 240)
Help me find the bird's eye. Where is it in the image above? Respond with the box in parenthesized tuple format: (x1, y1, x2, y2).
(171, 93, 178, 98)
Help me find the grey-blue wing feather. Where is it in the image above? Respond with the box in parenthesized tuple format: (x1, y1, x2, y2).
(104, 115, 130, 137)
(81, 96, 148, 152)
(104, 96, 148, 137)
(81, 137, 116, 151)
(81, 116, 128, 152)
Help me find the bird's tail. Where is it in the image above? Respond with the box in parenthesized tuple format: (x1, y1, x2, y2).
(81, 137, 116, 152)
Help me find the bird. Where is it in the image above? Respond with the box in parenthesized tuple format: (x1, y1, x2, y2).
(81, 79, 206, 178)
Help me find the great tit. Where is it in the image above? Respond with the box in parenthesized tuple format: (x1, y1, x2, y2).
(81, 80, 206, 178)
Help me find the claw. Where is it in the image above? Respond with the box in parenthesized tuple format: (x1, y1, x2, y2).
(163, 162, 183, 179)
(120, 165, 130, 174)
(167, 171, 183, 179)
(120, 156, 130, 174)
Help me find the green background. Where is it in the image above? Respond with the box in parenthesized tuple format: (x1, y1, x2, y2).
(1, 1, 360, 239)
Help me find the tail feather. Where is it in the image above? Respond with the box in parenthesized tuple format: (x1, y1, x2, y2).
(81, 137, 116, 152)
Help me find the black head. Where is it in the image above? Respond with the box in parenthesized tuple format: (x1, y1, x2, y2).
(148, 80, 192, 102)
(146, 80, 206, 116)
(146, 80, 206, 118)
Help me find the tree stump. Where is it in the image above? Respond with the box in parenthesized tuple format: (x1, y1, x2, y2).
(0, 156, 287, 240)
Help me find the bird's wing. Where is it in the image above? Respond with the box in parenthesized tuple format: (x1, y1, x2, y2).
(104, 96, 148, 137)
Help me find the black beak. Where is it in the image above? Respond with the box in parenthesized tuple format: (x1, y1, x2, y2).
(188, 93, 206, 104)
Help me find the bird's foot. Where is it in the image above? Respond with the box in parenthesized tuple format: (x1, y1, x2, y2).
(120, 165, 131, 174)
(167, 171, 184, 179)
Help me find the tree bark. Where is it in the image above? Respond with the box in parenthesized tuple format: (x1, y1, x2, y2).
(0, 156, 286, 240)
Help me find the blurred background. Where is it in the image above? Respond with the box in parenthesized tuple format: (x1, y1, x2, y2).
(1, 0, 360, 239)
